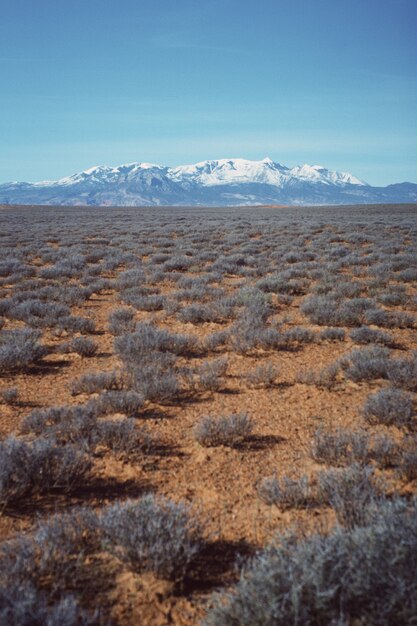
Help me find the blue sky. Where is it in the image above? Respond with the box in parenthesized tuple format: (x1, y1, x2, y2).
(0, 0, 416, 185)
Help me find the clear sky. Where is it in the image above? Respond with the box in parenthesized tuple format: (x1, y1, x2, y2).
(0, 0, 416, 186)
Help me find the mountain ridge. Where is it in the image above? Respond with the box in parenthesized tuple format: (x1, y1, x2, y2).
(1, 157, 416, 206)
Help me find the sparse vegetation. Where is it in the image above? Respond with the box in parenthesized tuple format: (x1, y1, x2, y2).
(0, 204, 416, 625)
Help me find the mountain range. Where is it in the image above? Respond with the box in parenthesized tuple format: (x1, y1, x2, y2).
(1, 157, 416, 206)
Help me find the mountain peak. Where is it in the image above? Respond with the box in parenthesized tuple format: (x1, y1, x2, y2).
(2, 156, 410, 207)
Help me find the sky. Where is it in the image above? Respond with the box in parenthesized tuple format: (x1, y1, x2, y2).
(0, 0, 416, 186)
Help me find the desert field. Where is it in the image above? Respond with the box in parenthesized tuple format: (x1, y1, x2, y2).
(0, 203, 416, 625)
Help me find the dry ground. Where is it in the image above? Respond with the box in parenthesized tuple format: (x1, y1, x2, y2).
(0, 203, 416, 624)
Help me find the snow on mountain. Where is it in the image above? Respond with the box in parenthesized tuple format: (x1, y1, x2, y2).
(288, 164, 367, 186)
(169, 157, 290, 187)
(28, 157, 367, 190)
(0, 157, 415, 207)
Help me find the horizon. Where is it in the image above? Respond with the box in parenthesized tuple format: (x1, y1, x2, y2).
(1, 0, 416, 187)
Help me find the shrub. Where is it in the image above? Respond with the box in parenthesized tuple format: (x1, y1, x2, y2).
(0, 583, 97, 626)
(59, 337, 98, 358)
(246, 362, 279, 387)
(70, 370, 122, 396)
(298, 362, 340, 389)
(8, 299, 70, 328)
(21, 404, 98, 444)
(339, 345, 390, 382)
(320, 327, 346, 342)
(301, 295, 376, 327)
(204, 330, 230, 351)
(91, 419, 153, 455)
(194, 413, 253, 447)
(311, 428, 371, 466)
(371, 433, 399, 468)
(0, 437, 91, 508)
(128, 294, 166, 311)
(398, 437, 417, 481)
(100, 495, 202, 581)
(300, 295, 341, 326)
(0, 329, 47, 373)
(0, 387, 18, 405)
(0, 506, 102, 592)
(282, 327, 316, 344)
(114, 323, 197, 360)
(317, 464, 381, 528)
(93, 390, 144, 416)
(198, 357, 228, 391)
(178, 304, 223, 324)
(365, 309, 415, 329)
(203, 498, 417, 626)
(257, 474, 311, 509)
(127, 353, 181, 404)
(386, 352, 417, 390)
(57, 316, 96, 334)
(163, 255, 193, 271)
(108, 307, 136, 335)
(377, 290, 408, 306)
(349, 325, 393, 346)
(363, 388, 414, 427)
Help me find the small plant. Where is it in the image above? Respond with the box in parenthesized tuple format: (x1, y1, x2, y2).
(204, 330, 229, 351)
(91, 419, 153, 455)
(299, 362, 340, 389)
(320, 327, 346, 342)
(57, 316, 96, 334)
(0, 328, 47, 372)
(363, 388, 414, 427)
(257, 474, 311, 509)
(246, 362, 279, 387)
(198, 357, 228, 391)
(397, 436, 417, 481)
(108, 307, 136, 335)
(283, 327, 316, 344)
(0, 437, 92, 508)
(317, 464, 381, 528)
(386, 352, 417, 391)
(59, 336, 98, 357)
(115, 323, 197, 360)
(70, 370, 122, 395)
(339, 345, 390, 382)
(178, 304, 222, 324)
(194, 413, 253, 447)
(100, 495, 202, 581)
(371, 433, 399, 468)
(311, 428, 371, 466)
(93, 390, 144, 416)
(0, 583, 97, 626)
(0, 387, 19, 405)
(125, 351, 180, 404)
(128, 294, 166, 311)
(349, 325, 393, 346)
(21, 403, 101, 449)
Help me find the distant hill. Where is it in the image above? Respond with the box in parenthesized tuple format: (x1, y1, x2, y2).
(1, 157, 416, 206)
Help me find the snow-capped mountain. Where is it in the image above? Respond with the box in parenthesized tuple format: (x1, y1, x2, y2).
(0, 157, 416, 206)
